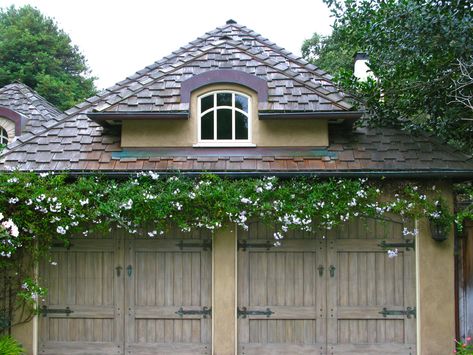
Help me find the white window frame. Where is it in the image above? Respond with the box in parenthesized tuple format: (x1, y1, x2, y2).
(0, 127, 8, 145)
(194, 90, 255, 147)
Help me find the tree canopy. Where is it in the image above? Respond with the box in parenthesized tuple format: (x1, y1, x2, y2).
(0, 5, 96, 110)
(303, 0, 473, 153)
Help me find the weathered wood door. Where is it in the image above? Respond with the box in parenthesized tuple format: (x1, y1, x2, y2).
(238, 224, 326, 354)
(238, 218, 416, 355)
(39, 230, 122, 355)
(125, 230, 212, 354)
(39, 227, 212, 355)
(326, 217, 416, 355)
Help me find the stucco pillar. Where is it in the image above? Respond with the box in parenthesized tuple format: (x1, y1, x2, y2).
(212, 223, 237, 355)
(416, 186, 455, 354)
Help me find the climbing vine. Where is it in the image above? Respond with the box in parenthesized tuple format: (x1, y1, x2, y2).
(0, 170, 470, 328)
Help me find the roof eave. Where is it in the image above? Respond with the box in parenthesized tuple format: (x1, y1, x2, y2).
(3, 169, 471, 180)
(259, 110, 364, 123)
(87, 111, 190, 127)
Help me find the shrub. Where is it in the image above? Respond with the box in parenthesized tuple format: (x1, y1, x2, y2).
(0, 336, 24, 355)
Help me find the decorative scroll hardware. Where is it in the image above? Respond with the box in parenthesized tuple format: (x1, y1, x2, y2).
(176, 239, 212, 251)
(237, 240, 273, 251)
(379, 307, 416, 319)
(378, 240, 415, 251)
(329, 265, 336, 278)
(115, 266, 122, 277)
(51, 242, 73, 250)
(237, 306, 274, 318)
(41, 306, 74, 317)
(126, 265, 132, 277)
(175, 306, 212, 318)
(317, 265, 324, 277)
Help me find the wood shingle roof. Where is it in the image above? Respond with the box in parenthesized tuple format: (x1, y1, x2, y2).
(0, 21, 472, 177)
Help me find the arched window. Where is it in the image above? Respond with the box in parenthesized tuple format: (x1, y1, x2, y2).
(0, 127, 8, 145)
(198, 91, 251, 145)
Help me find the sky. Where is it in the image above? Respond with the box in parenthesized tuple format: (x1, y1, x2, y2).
(0, 0, 335, 89)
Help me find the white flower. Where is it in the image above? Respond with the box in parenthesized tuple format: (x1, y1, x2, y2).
(39, 172, 50, 178)
(240, 197, 252, 204)
(80, 199, 89, 206)
(173, 189, 180, 195)
(148, 230, 158, 237)
(8, 197, 19, 204)
(0, 213, 3, 221)
(274, 232, 284, 240)
(387, 249, 398, 258)
(56, 226, 67, 235)
(9, 224, 19, 237)
(7, 178, 18, 183)
(255, 187, 263, 193)
(50, 261, 57, 266)
(188, 192, 196, 199)
(120, 199, 133, 210)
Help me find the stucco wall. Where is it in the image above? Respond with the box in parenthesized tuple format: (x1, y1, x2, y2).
(121, 84, 329, 148)
(416, 184, 455, 355)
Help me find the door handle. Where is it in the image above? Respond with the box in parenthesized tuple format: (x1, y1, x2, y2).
(317, 265, 324, 277)
(329, 265, 336, 278)
(127, 265, 132, 277)
(115, 266, 122, 277)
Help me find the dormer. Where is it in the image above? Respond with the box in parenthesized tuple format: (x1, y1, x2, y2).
(86, 27, 362, 150)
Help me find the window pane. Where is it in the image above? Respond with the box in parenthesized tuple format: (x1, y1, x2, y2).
(235, 112, 248, 140)
(217, 109, 232, 139)
(201, 111, 214, 139)
(0, 127, 8, 145)
(235, 94, 248, 113)
(200, 94, 214, 113)
(217, 93, 232, 107)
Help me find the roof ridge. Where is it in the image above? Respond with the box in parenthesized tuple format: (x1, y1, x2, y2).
(0, 82, 62, 116)
(229, 23, 334, 81)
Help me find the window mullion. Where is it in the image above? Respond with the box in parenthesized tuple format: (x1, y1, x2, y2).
(232, 93, 235, 140)
(213, 93, 217, 141)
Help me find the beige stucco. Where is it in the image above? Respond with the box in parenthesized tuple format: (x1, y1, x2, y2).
(0, 116, 16, 142)
(121, 84, 329, 148)
(416, 184, 455, 355)
(212, 224, 237, 355)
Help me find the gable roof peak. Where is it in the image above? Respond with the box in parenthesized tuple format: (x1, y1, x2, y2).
(226, 19, 237, 24)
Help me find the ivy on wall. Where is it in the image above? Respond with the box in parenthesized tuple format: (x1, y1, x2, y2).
(0, 171, 470, 326)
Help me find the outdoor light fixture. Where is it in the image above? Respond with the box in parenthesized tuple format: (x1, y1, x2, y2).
(429, 219, 449, 242)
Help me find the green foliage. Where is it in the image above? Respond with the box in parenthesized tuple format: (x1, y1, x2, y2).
(309, 0, 473, 152)
(455, 336, 473, 354)
(0, 336, 24, 355)
(301, 29, 354, 75)
(0, 5, 97, 110)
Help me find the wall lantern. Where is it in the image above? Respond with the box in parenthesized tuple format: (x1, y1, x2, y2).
(429, 218, 449, 242)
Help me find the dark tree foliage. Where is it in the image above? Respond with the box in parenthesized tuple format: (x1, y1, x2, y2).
(301, 29, 354, 75)
(305, 0, 473, 153)
(0, 5, 97, 110)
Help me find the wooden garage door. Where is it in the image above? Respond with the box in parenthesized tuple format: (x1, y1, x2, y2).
(39, 227, 212, 355)
(125, 230, 212, 355)
(39, 230, 121, 355)
(238, 224, 326, 355)
(327, 217, 416, 355)
(238, 218, 416, 355)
